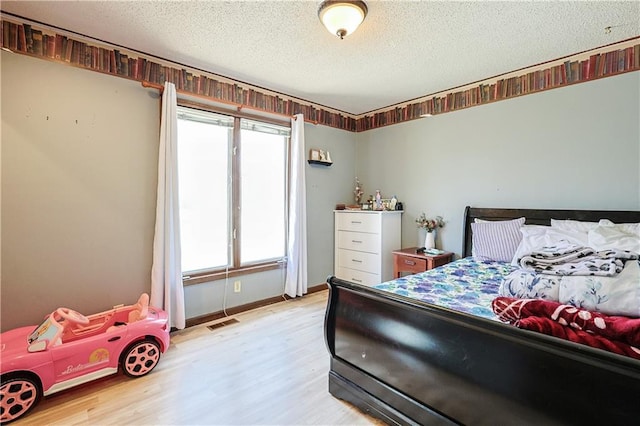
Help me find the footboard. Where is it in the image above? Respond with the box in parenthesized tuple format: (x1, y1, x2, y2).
(324, 276, 640, 425)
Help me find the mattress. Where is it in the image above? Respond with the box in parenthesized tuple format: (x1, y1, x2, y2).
(373, 257, 516, 320)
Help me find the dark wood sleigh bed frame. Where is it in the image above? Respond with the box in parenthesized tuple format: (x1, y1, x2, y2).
(324, 207, 640, 425)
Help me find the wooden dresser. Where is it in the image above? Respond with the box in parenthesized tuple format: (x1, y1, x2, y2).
(334, 210, 402, 286)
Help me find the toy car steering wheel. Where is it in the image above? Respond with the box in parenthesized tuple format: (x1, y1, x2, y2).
(56, 307, 90, 325)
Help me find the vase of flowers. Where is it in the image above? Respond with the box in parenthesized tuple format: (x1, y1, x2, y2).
(354, 177, 364, 205)
(416, 213, 445, 249)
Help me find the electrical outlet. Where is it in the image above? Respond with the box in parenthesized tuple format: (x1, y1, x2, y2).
(234, 280, 241, 293)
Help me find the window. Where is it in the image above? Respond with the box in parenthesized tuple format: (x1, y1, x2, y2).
(177, 106, 290, 279)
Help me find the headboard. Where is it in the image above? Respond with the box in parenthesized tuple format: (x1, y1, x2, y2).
(462, 206, 640, 258)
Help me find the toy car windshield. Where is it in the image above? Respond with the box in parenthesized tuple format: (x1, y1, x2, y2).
(27, 316, 61, 345)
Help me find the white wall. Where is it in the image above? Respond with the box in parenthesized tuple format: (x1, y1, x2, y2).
(3, 48, 637, 329)
(356, 72, 640, 256)
(1, 51, 358, 327)
(304, 124, 357, 286)
(1, 52, 160, 330)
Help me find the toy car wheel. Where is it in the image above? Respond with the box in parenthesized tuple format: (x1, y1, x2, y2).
(121, 339, 161, 378)
(0, 376, 42, 424)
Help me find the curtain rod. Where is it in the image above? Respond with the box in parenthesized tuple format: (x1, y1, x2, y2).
(142, 81, 314, 124)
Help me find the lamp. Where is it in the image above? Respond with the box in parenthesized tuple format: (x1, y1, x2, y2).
(318, 1, 368, 39)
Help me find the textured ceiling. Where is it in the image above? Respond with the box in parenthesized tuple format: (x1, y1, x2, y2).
(2, 1, 639, 115)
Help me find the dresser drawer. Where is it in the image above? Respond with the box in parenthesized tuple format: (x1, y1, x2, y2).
(335, 212, 381, 233)
(337, 231, 380, 253)
(335, 267, 380, 287)
(337, 249, 379, 274)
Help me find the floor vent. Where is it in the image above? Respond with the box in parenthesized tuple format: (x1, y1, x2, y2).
(207, 318, 239, 331)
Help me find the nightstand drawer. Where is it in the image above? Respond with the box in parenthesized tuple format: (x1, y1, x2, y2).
(335, 212, 381, 233)
(337, 231, 380, 253)
(337, 249, 379, 273)
(391, 248, 454, 279)
(395, 255, 427, 274)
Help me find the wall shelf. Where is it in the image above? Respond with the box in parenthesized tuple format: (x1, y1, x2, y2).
(308, 160, 333, 167)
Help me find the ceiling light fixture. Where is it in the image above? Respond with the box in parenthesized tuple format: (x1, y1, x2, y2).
(318, 1, 368, 40)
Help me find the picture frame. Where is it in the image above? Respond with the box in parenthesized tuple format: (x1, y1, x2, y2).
(309, 149, 320, 161)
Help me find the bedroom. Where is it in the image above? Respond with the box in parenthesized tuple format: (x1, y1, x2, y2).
(1, 1, 639, 424)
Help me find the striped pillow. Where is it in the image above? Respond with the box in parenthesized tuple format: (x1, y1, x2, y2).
(472, 217, 526, 262)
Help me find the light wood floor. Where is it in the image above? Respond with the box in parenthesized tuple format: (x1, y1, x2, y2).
(16, 290, 383, 425)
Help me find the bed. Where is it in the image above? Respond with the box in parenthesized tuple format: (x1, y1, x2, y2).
(324, 207, 640, 425)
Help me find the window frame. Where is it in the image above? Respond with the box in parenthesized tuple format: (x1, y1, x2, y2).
(177, 100, 290, 286)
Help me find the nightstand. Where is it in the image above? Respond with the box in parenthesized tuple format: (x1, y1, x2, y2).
(392, 247, 454, 278)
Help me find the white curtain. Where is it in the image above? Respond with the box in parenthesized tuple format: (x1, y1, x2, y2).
(150, 81, 186, 329)
(284, 114, 308, 297)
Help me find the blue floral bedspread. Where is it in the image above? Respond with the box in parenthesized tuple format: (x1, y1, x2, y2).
(373, 257, 517, 320)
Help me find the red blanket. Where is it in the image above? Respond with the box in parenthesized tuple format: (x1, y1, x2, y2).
(492, 297, 640, 359)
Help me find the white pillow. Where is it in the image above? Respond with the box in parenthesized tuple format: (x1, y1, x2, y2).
(550, 219, 598, 233)
(597, 219, 640, 237)
(620, 223, 640, 236)
(471, 217, 525, 262)
(588, 225, 640, 253)
(511, 225, 590, 265)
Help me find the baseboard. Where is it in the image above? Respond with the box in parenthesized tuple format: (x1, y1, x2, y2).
(184, 283, 327, 328)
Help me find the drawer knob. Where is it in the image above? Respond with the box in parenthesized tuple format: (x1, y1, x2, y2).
(351, 259, 362, 263)
(351, 221, 362, 224)
(351, 240, 362, 243)
(404, 260, 416, 266)
(352, 278, 362, 283)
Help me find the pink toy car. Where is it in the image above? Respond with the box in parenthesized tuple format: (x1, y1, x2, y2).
(0, 293, 170, 423)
